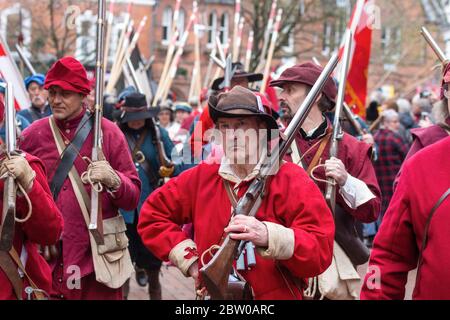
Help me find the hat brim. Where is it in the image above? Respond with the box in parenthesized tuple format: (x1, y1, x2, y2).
(120, 107, 160, 124)
(211, 73, 264, 91)
(44, 80, 91, 95)
(209, 98, 279, 140)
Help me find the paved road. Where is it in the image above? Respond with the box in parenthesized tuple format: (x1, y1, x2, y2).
(127, 262, 415, 300)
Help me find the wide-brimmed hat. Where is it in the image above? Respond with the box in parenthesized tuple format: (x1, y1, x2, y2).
(208, 86, 278, 138)
(211, 62, 263, 91)
(269, 62, 337, 104)
(119, 92, 160, 123)
(44, 56, 91, 95)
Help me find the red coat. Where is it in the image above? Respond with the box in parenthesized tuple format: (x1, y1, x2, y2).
(20, 110, 141, 283)
(0, 153, 63, 300)
(406, 119, 450, 161)
(138, 162, 335, 300)
(360, 136, 450, 299)
(286, 126, 381, 223)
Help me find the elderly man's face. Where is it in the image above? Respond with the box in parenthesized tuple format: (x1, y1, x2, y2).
(386, 115, 400, 132)
(28, 82, 48, 109)
(215, 116, 267, 165)
(278, 82, 310, 123)
(48, 86, 85, 121)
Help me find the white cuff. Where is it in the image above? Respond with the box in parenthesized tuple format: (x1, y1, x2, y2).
(168, 239, 199, 277)
(256, 222, 295, 260)
(339, 174, 376, 209)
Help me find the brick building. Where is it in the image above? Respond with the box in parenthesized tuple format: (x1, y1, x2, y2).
(0, 0, 446, 102)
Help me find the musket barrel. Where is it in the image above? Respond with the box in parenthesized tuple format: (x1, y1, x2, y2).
(420, 26, 448, 65)
(5, 82, 15, 153)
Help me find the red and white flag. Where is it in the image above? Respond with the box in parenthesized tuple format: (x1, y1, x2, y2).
(0, 35, 30, 110)
(339, 0, 374, 119)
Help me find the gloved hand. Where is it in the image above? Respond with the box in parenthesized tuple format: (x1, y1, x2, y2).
(0, 155, 36, 192)
(159, 165, 175, 178)
(85, 160, 121, 191)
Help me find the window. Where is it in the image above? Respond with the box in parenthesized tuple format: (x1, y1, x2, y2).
(162, 6, 173, 44)
(207, 11, 217, 47)
(322, 21, 333, 56)
(108, 13, 128, 64)
(381, 26, 402, 61)
(75, 10, 96, 63)
(0, 4, 31, 50)
(219, 12, 229, 45)
(177, 8, 186, 39)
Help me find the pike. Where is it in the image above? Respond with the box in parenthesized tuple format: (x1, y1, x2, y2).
(421, 26, 449, 65)
(259, 9, 282, 94)
(0, 82, 17, 251)
(107, 16, 147, 94)
(103, 0, 115, 73)
(105, 14, 133, 94)
(152, 0, 182, 106)
(199, 52, 340, 300)
(256, 0, 278, 73)
(188, 1, 201, 102)
(232, 0, 241, 61)
(324, 30, 353, 214)
(15, 44, 36, 75)
(88, 0, 107, 245)
(160, 13, 195, 102)
(244, 30, 254, 72)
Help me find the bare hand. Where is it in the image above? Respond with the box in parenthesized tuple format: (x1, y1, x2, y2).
(361, 133, 374, 147)
(224, 215, 268, 247)
(188, 261, 200, 287)
(324, 157, 348, 187)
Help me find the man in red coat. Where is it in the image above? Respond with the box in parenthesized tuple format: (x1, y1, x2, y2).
(360, 136, 450, 299)
(405, 63, 450, 160)
(138, 86, 335, 300)
(270, 63, 381, 224)
(20, 57, 141, 300)
(0, 152, 63, 299)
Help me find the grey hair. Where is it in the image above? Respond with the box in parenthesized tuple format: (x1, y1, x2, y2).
(396, 98, 412, 114)
(382, 109, 399, 124)
(412, 95, 433, 113)
(433, 99, 450, 124)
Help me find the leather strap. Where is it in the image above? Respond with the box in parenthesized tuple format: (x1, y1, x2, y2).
(50, 113, 93, 200)
(306, 130, 332, 176)
(416, 188, 450, 287)
(124, 130, 160, 189)
(223, 180, 238, 209)
(0, 250, 23, 299)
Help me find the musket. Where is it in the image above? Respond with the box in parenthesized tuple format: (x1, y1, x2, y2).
(199, 51, 340, 300)
(324, 30, 353, 214)
(15, 44, 36, 75)
(420, 26, 449, 65)
(89, 0, 107, 246)
(0, 82, 18, 251)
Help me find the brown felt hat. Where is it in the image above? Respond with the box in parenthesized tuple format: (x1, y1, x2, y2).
(269, 62, 337, 103)
(211, 62, 263, 91)
(208, 86, 279, 135)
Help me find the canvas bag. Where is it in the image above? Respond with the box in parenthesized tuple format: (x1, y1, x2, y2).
(49, 117, 133, 289)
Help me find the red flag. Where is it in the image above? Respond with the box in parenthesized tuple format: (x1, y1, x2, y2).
(341, 0, 373, 119)
(0, 35, 30, 110)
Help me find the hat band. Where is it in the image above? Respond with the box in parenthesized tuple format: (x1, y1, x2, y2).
(222, 104, 263, 114)
(121, 106, 147, 113)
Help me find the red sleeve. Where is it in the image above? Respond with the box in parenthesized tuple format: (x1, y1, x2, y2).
(338, 138, 381, 223)
(276, 164, 335, 279)
(17, 155, 63, 245)
(360, 160, 418, 300)
(104, 121, 141, 211)
(137, 166, 195, 261)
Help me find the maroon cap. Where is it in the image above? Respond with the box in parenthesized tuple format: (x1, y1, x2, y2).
(44, 56, 91, 95)
(269, 62, 337, 103)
